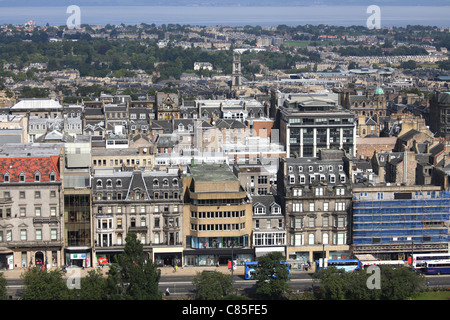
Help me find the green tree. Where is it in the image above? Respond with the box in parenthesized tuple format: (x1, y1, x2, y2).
(192, 270, 234, 300)
(21, 267, 70, 300)
(0, 272, 7, 300)
(76, 269, 107, 300)
(106, 233, 162, 300)
(314, 267, 348, 300)
(315, 266, 425, 300)
(378, 266, 425, 300)
(400, 60, 418, 70)
(254, 252, 291, 300)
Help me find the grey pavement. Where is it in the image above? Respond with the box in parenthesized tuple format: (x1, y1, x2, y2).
(1, 265, 247, 280)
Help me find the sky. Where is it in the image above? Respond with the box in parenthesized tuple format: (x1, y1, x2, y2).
(0, 0, 449, 6)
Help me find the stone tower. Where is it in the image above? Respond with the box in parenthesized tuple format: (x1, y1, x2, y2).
(231, 51, 241, 91)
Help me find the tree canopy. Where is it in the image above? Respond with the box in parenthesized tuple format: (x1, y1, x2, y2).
(314, 265, 426, 300)
(192, 270, 234, 300)
(254, 252, 291, 300)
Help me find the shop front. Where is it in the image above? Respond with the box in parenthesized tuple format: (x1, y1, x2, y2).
(94, 248, 123, 266)
(153, 247, 183, 267)
(64, 247, 92, 268)
(183, 248, 254, 267)
(0, 252, 13, 270)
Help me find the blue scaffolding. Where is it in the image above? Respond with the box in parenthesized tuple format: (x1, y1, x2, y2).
(352, 191, 450, 251)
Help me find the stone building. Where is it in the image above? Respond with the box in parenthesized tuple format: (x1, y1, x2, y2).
(278, 150, 352, 265)
(0, 154, 64, 270)
(91, 168, 183, 267)
(182, 164, 253, 266)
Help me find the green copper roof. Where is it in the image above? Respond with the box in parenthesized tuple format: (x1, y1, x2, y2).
(374, 87, 384, 95)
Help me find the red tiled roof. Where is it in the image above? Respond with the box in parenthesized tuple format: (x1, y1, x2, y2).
(0, 156, 61, 183)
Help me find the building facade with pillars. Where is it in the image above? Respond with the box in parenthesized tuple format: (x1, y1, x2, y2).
(91, 168, 183, 267)
(183, 164, 253, 266)
(278, 150, 352, 266)
(278, 95, 357, 158)
(0, 155, 64, 270)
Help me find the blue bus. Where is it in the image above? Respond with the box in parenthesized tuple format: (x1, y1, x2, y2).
(244, 261, 290, 280)
(316, 259, 361, 272)
(424, 261, 450, 275)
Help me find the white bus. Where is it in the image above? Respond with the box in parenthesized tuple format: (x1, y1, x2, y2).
(411, 253, 450, 270)
(360, 260, 405, 269)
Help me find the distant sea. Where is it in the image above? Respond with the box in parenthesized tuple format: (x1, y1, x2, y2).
(0, 5, 449, 27)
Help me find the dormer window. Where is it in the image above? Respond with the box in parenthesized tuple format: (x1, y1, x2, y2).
(163, 179, 169, 187)
(329, 174, 336, 183)
(255, 206, 265, 215)
(116, 179, 122, 187)
(34, 171, 41, 182)
(106, 179, 112, 188)
(153, 179, 159, 187)
(4, 172, 9, 183)
(172, 178, 178, 186)
(49, 171, 56, 181)
(19, 172, 25, 182)
(96, 180, 102, 188)
(271, 205, 281, 215)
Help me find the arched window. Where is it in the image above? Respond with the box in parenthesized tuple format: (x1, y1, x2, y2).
(172, 178, 178, 186)
(322, 233, 329, 245)
(96, 180, 102, 187)
(163, 179, 169, 187)
(116, 179, 122, 187)
(106, 179, 112, 187)
(153, 179, 159, 186)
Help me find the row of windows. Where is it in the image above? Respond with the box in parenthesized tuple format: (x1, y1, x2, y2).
(288, 173, 346, 184)
(0, 228, 58, 242)
(291, 215, 347, 229)
(0, 205, 58, 218)
(97, 204, 180, 214)
(93, 158, 153, 167)
(253, 232, 286, 246)
(190, 223, 246, 231)
(95, 190, 180, 201)
(255, 219, 283, 229)
(97, 216, 178, 229)
(291, 187, 346, 197)
(95, 178, 178, 188)
(288, 164, 344, 173)
(3, 190, 57, 199)
(3, 171, 57, 183)
(254, 206, 281, 215)
(291, 202, 347, 212)
(290, 232, 347, 246)
(190, 210, 246, 219)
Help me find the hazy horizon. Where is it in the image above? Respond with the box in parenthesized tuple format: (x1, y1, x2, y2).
(0, 0, 449, 6)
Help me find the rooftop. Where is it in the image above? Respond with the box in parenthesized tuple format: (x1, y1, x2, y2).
(188, 164, 237, 182)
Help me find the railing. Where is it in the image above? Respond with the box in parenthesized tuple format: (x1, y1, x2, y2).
(33, 217, 60, 224)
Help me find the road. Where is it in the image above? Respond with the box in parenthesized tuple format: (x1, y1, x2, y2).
(6, 272, 450, 299)
(159, 272, 316, 297)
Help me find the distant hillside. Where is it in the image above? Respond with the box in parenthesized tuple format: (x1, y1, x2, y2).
(0, 0, 449, 6)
